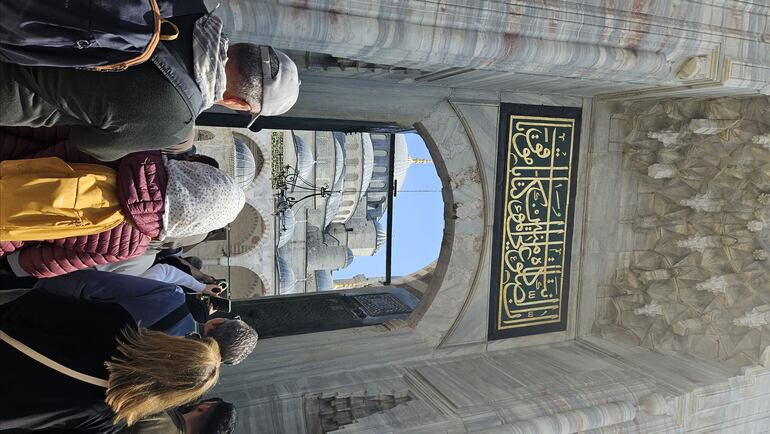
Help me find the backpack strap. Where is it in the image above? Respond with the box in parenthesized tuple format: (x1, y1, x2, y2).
(91, 0, 166, 72)
(0, 330, 109, 388)
(159, 19, 180, 41)
(149, 300, 191, 332)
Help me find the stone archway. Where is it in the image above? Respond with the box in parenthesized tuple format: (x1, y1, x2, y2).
(401, 102, 488, 346)
(215, 100, 488, 398)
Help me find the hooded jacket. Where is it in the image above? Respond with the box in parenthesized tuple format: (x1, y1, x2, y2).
(0, 127, 243, 278)
(0, 128, 164, 277)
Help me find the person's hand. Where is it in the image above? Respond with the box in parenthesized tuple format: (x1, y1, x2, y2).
(202, 284, 223, 296)
(178, 257, 216, 283)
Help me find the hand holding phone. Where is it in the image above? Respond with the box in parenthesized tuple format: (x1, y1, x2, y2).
(196, 293, 232, 313)
(202, 284, 222, 295)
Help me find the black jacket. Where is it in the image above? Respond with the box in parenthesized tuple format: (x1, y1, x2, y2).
(0, 2, 207, 161)
(0, 291, 136, 433)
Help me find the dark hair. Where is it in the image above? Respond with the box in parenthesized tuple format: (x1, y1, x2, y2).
(183, 398, 237, 434)
(202, 398, 237, 434)
(206, 319, 258, 365)
(185, 154, 220, 169)
(227, 43, 279, 110)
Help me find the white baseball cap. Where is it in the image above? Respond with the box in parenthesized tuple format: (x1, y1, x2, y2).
(257, 46, 300, 118)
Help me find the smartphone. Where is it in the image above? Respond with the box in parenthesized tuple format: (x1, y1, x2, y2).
(209, 295, 232, 313)
(196, 294, 232, 313)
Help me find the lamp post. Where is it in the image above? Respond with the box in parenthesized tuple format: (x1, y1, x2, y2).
(274, 164, 332, 217)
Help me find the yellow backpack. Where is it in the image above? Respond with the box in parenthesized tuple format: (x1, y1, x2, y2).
(0, 157, 125, 241)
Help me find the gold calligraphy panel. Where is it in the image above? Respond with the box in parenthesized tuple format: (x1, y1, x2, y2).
(489, 104, 580, 340)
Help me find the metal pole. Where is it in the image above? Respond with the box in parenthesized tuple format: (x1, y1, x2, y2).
(384, 134, 396, 285)
(196, 111, 404, 133)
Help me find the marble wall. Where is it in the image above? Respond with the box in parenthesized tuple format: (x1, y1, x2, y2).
(218, 0, 770, 97)
(215, 337, 770, 433)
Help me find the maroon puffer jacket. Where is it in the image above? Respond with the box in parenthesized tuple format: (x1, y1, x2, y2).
(0, 128, 167, 277)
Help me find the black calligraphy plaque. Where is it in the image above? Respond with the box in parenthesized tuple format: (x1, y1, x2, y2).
(488, 104, 581, 340)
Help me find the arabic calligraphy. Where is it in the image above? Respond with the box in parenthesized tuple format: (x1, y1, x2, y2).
(495, 113, 577, 333)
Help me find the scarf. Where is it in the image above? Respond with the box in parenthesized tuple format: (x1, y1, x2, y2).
(160, 159, 245, 241)
(192, 14, 229, 109)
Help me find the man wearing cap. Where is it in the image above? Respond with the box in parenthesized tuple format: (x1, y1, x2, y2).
(0, 1, 300, 161)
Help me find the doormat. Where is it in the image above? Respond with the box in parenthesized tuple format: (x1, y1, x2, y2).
(488, 103, 581, 340)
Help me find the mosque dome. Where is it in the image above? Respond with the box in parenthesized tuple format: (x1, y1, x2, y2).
(314, 269, 334, 292)
(363, 133, 425, 220)
(332, 135, 345, 186)
(323, 137, 346, 227)
(360, 133, 375, 194)
(292, 133, 314, 186)
(374, 220, 387, 251)
(277, 256, 297, 293)
(277, 208, 296, 248)
(232, 135, 257, 188)
(331, 132, 375, 225)
(392, 133, 410, 193)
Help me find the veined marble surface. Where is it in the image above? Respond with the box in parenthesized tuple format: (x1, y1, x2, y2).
(215, 337, 769, 433)
(217, 0, 770, 96)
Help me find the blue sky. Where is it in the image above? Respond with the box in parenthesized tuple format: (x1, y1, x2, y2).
(333, 132, 444, 279)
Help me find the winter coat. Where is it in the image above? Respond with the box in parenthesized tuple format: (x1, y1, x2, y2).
(0, 290, 134, 433)
(0, 128, 166, 277)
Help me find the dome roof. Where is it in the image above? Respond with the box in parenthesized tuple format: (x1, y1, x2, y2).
(232, 135, 257, 188)
(277, 208, 296, 248)
(392, 133, 410, 193)
(323, 137, 346, 227)
(344, 248, 354, 268)
(360, 133, 374, 194)
(277, 256, 297, 293)
(333, 131, 347, 147)
(374, 220, 387, 251)
(314, 269, 334, 292)
(332, 135, 345, 186)
(292, 133, 314, 186)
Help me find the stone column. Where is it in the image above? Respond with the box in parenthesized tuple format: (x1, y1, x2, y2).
(217, 1, 671, 82)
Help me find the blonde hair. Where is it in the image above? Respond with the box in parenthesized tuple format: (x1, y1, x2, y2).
(105, 328, 221, 426)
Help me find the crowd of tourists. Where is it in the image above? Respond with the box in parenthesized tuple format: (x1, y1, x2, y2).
(0, 1, 301, 432)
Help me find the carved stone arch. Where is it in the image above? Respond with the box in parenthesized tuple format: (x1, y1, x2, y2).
(231, 131, 266, 180)
(228, 203, 265, 250)
(213, 99, 488, 395)
(397, 101, 487, 346)
(215, 265, 268, 299)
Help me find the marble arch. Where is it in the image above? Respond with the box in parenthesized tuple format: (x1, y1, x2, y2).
(394, 101, 487, 343)
(228, 203, 266, 249)
(215, 100, 494, 391)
